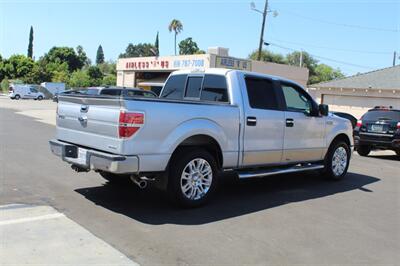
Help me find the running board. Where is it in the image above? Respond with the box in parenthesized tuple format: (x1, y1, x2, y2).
(237, 163, 324, 179)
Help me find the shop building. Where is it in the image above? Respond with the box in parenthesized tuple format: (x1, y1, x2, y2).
(116, 47, 309, 95)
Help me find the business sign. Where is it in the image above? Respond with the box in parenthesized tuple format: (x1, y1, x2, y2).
(215, 56, 251, 71)
(120, 55, 209, 71)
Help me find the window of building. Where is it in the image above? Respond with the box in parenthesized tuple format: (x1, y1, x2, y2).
(160, 74, 187, 100)
(200, 75, 228, 102)
(185, 76, 203, 98)
(245, 77, 279, 110)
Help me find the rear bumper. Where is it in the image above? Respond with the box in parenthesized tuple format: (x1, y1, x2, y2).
(49, 139, 139, 174)
(354, 134, 400, 150)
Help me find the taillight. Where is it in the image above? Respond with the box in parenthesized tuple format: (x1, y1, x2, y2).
(397, 122, 400, 129)
(119, 111, 144, 138)
(356, 120, 362, 128)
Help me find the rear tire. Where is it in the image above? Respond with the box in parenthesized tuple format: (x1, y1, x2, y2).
(322, 141, 351, 180)
(357, 145, 371, 156)
(15, 94, 20, 100)
(168, 148, 218, 207)
(99, 171, 130, 184)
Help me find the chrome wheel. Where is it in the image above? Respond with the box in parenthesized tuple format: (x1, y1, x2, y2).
(332, 146, 348, 176)
(180, 158, 213, 200)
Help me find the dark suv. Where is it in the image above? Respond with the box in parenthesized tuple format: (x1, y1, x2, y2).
(354, 107, 400, 156)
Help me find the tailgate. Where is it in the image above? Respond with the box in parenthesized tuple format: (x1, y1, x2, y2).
(56, 95, 124, 154)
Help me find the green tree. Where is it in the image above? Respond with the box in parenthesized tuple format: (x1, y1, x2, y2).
(3, 55, 35, 80)
(119, 43, 157, 58)
(68, 70, 91, 87)
(87, 66, 103, 86)
(309, 64, 345, 84)
(178, 37, 200, 55)
(96, 45, 105, 64)
(249, 49, 286, 64)
(27, 26, 34, 59)
(42, 47, 84, 72)
(154, 32, 160, 56)
(102, 75, 116, 86)
(98, 60, 116, 75)
(1, 78, 9, 93)
(168, 19, 183, 55)
(76, 45, 90, 66)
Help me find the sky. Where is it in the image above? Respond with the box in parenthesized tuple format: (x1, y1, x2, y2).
(0, 0, 399, 75)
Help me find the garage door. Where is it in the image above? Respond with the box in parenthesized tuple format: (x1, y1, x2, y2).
(322, 94, 400, 109)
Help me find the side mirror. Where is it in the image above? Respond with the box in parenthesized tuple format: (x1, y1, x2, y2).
(319, 104, 329, 116)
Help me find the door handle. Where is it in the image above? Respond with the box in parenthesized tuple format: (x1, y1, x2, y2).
(246, 116, 257, 126)
(286, 118, 294, 127)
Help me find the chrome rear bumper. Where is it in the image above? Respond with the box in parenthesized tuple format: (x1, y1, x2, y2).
(49, 139, 139, 174)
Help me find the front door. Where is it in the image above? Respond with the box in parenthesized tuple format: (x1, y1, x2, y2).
(242, 76, 285, 167)
(280, 82, 326, 163)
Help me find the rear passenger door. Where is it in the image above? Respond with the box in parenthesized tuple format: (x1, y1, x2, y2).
(242, 76, 285, 167)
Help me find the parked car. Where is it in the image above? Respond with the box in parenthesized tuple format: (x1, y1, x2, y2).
(53, 89, 86, 102)
(354, 106, 400, 156)
(49, 69, 353, 207)
(40, 82, 66, 96)
(9, 84, 45, 100)
(332, 112, 357, 129)
(100, 87, 157, 98)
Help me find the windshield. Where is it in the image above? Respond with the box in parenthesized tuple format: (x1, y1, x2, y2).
(363, 110, 400, 121)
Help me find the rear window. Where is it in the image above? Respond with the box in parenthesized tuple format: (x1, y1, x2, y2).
(160, 74, 187, 100)
(201, 75, 228, 102)
(363, 110, 400, 121)
(185, 77, 203, 98)
(126, 90, 156, 98)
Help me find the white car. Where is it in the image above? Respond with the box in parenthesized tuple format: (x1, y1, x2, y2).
(9, 85, 45, 100)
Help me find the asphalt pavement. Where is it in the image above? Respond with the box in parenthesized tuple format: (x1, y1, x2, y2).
(0, 99, 399, 265)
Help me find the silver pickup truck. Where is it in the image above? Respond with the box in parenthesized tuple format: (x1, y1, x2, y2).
(50, 68, 353, 207)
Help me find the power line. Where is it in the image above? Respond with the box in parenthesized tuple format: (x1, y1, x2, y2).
(269, 38, 394, 55)
(283, 11, 399, 33)
(268, 42, 376, 70)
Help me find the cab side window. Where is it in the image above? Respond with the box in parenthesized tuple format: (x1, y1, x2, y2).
(245, 77, 279, 110)
(160, 74, 187, 100)
(30, 88, 38, 93)
(281, 83, 312, 114)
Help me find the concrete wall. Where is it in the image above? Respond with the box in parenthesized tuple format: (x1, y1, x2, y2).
(251, 61, 309, 87)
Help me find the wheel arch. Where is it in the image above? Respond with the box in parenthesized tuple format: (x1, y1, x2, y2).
(168, 134, 224, 170)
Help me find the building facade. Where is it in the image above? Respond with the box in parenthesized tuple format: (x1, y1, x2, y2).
(308, 65, 400, 118)
(116, 47, 309, 95)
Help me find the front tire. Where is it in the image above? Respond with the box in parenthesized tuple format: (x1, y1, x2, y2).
(37, 95, 43, 101)
(323, 141, 351, 180)
(14, 94, 20, 100)
(168, 148, 218, 207)
(357, 145, 371, 156)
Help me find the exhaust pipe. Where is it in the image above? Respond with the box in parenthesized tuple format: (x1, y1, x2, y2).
(130, 176, 147, 189)
(71, 164, 89, 173)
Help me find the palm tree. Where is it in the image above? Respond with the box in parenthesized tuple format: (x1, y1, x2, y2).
(168, 19, 183, 55)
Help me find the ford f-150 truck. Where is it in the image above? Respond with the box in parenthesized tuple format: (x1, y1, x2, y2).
(49, 68, 353, 207)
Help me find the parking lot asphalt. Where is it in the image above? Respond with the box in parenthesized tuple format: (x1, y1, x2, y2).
(1, 98, 399, 265)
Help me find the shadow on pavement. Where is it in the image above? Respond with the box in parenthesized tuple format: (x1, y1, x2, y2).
(75, 172, 379, 225)
(367, 154, 400, 161)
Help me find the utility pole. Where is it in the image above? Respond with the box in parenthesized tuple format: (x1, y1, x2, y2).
(257, 0, 269, 61)
(393, 51, 397, 66)
(299, 50, 303, 67)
